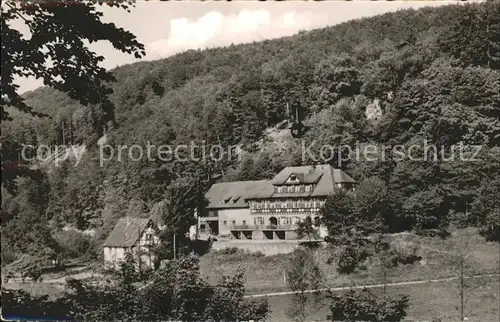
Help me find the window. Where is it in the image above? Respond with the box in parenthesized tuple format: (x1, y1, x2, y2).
(242, 220, 246, 225)
(145, 233, 154, 245)
(232, 220, 236, 225)
(223, 221, 227, 225)
(254, 217, 264, 225)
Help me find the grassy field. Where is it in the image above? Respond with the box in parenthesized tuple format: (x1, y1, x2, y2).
(200, 229, 500, 294)
(3, 229, 498, 321)
(260, 276, 499, 322)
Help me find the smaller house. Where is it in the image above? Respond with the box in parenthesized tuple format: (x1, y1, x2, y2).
(103, 217, 160, 271)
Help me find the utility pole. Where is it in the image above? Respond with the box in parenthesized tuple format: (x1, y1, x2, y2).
(459, 256, 465, 322)
(61, 120, 65, 146)
(137, 226, 142, 277)
(173, 233, 176, 259)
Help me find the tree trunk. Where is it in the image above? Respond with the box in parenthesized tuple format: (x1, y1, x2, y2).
(459, 260, 465, 321)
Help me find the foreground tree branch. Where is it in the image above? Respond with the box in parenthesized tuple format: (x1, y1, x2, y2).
(1, 0, 145, 124)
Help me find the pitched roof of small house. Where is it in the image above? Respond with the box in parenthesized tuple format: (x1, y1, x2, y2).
(103, 217, 154, 248)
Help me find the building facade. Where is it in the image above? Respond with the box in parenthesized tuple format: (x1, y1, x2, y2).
(199, 164, 356, 241)
(103, 217, 160, 270)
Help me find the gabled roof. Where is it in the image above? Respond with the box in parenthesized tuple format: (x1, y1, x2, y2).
(309, 165, 356, 196)
(204, 165, 356, 208)
(272, 165, 354, 184)
(205, 180, 272, 209)
(272, 168, 323, 185)
(103, 217, 154, 247)
(269, 164, 356, 197)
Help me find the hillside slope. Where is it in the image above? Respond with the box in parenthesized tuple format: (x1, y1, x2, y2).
(1, 2, 499, 262)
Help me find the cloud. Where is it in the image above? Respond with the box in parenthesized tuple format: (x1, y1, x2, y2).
(147, 9, 330, 58)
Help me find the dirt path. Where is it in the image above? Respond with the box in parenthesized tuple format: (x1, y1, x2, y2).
(4, 267, 101, 286)
(244, 273, 500, 298)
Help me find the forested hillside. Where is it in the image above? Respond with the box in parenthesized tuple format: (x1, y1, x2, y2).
(1, 2, 499, 265)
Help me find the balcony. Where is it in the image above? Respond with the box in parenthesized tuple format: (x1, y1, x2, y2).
(228, 224, 297, 231)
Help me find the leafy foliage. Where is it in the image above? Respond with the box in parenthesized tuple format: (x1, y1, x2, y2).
(471, 177, 500, 241)
(1, 0, 145, 122)
(295, 216, 320, 241)
(286, 248, 324, 322)
(2, 254, 269, 321)
(6, 254, 46, 283)
(2, 1, 499, 279)
(321, 185, 386, 273)
(329, 288, 410, 322)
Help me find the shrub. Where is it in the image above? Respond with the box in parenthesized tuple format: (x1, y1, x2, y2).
(54, 229, 92, 260)
(218, 247, 239, 255)
(478, 211, 500, 242)
(329, 288, 409, 321)
(1, 248, 17, 266)
(216, 247, 264, 258)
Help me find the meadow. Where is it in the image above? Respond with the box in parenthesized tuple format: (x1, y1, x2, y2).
(259, 276, 499, 322)
(200, 229, 500, 294)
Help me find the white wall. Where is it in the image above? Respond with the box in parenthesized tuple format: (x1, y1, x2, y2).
(103, 226, 160, 270)
(103, 246, 126, 270)
(217, 208, 252, 236)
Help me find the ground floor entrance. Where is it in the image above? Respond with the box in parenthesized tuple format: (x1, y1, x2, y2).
(229, 229, 299, 240)
(198, 219, 218, 237)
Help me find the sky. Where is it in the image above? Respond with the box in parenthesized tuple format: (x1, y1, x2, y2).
(13, 0, 464, 93)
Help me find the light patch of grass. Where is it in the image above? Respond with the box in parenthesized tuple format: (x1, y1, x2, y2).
(261, 276, 499, 322)
(2, 281, 66, 300)
(200, 229, 499, 294)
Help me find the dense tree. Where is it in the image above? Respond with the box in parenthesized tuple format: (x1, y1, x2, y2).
(2, 254, 269, 321)
(1, 0, 145, 123)
(311, 54, 362, 111)
(438, 1, 500, 69)
(471, 177, 500, 241)
(286, 248, 324, 322)
(2, 1, 499, 292)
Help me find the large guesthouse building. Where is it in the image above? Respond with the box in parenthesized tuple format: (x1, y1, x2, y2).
(198, 164, 356, 241)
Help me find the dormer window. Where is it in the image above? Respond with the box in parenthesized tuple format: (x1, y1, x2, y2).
(290, 174, 297, 181)
(232, 196, 241, 203)
(223, 196, 231, 204)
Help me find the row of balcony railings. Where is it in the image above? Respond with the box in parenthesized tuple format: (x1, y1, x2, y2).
(227, 223, 299, 230)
